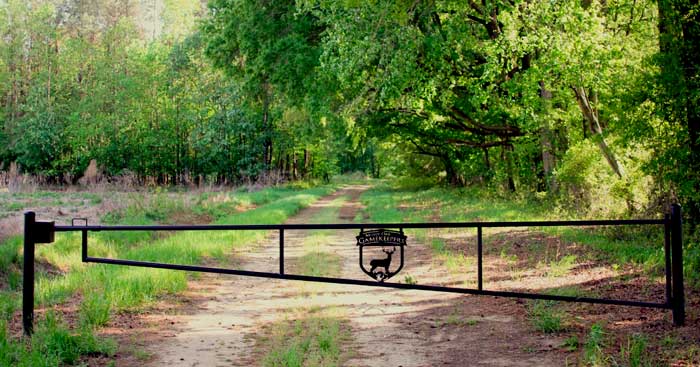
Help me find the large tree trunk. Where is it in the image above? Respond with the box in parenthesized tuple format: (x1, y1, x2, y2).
(442, 156, 463, 186)
(572, 86, 624, 178)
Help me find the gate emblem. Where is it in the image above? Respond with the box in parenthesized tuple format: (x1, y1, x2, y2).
(357, 229, 406, 282)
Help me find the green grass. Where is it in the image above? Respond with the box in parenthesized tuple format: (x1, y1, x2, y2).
(620, 334, 651, 367)
(435, 309, 477, 328)
(35, 186, 335, 308)
(358, 181, 694, 284)
(546, 255, 577, 278)
(296, 196, 346, 278)
(261, 311, 350, 367)
(527, 300, 567, 334)
(583, 323, 607, 366)
(0, 312, 116, 367)
(0, 183, 338, 365)
(79, 293, 112, 329)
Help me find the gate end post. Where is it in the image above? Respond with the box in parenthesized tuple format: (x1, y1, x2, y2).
(671, 204, 685, 326)
(23, 211, 36, 336)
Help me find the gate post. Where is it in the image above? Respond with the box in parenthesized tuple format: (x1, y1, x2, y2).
(671, 204, 685, 326)
(23, 212, 36, 336)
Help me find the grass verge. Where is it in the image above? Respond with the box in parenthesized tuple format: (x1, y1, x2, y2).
(0, 183, 337, 365)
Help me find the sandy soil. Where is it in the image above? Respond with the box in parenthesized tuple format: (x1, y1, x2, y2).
(147, 186, 566, 366)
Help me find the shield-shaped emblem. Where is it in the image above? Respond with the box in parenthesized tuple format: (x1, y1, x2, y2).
(357, 229, 406, 282)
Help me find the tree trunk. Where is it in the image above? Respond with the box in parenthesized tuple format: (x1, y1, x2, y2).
(292, 152, 298, 180)
(572, 86, 624, 178)
(501, 145, 516, 192)
(303, 149, 310, 177)
(442, 156, 462, 186)
(262, 83, 273, 170)
(658, 0, 700, 225)
(539, 82, 557, 193)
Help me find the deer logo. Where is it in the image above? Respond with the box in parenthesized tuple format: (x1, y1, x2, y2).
(369, 247, 395, 278)
(357, 229, 406, 282)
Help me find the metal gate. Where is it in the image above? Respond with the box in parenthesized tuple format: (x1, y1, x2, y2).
(21, 204, 685, 335)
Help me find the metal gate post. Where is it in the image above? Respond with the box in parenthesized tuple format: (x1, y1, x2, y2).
(23, 212, 36, 336)
(671, 204, 685, 326)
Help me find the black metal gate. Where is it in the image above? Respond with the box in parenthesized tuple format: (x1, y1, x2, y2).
(21, 204, 686, 336)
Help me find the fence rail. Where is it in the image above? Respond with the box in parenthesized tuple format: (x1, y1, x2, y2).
(22, 204, 685, 336)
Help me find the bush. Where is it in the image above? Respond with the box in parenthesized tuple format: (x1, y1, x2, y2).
(555, 140, 653, 217)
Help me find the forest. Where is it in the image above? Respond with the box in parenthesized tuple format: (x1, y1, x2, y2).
(1, 1, 700, 365)
(1, 0, 699, 221)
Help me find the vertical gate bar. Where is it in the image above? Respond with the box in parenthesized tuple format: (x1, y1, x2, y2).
(664, 214, 672, 305)
(23, 212, 36, 336)
(81, 230, 88, 262)
(671, 204, 685, 326)
(279, 229, 284, 275)
(477, 226, 483, 291)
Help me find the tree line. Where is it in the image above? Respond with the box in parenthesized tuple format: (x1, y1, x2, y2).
(0, 0, 373, 185)
(1, 0, 699, 221)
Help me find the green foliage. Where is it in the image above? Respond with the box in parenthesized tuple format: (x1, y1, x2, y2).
(546, 255, 577, 278)
(0, 0, 355, 184)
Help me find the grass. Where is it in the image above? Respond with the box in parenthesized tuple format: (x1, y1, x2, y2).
(546, 254, 577, 278)
(435, 309, 478, 328)
(79, 293, 112, 329)
(620, 334, 651, 367)
(358, 180, 682, 281)
(296, 196, 347, 278)
(0, 312, 116, 367)
(33, 186, 335, 308)
(260, 309, 350, 367)
(0, 183, 338, 365)
(355, 180, 700, 364)
(583, 324, 606, 366)
(527, 300, 567, 334)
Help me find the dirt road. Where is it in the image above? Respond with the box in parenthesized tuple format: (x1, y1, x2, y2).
(149, 186, 565, 366)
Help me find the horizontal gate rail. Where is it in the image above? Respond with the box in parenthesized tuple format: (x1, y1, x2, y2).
(52, 219, 666, 232)
(22, 204, 685, 336)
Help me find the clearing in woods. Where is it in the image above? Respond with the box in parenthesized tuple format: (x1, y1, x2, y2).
(148, 186, 565, 366)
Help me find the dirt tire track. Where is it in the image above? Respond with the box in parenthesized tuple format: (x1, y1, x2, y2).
(148, 185, 565, 366)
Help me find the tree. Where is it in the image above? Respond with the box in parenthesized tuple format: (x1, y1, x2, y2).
(657, 0, 700, 224)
